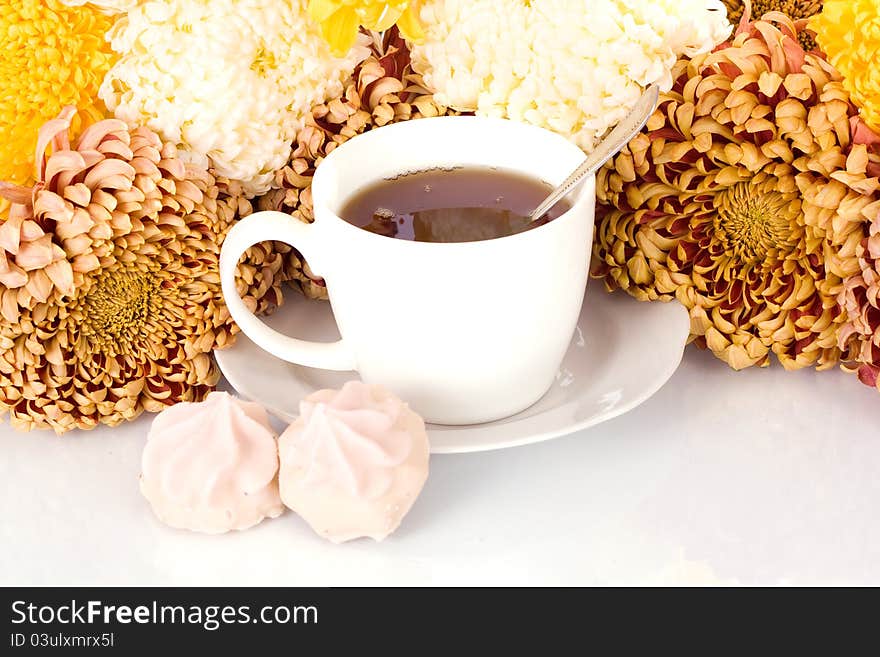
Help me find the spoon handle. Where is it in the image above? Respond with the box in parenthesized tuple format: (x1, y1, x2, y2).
(529, 84, 660, 222)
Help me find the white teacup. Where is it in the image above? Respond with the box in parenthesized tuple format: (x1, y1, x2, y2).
(219, 116, 594, 425)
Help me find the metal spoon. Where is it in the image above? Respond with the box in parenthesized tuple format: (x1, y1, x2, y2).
(529, 84, 660, 222)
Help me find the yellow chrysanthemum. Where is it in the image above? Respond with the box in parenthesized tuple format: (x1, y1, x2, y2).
(308, 0, 422, 55)
(0, 0, 115, 188)
(811, 0, 880, 131)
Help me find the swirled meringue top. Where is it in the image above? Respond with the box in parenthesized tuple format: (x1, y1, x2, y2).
(296, 381, 416, 499)
(279, 381, 430, 543)
(140, 391, 284, 534)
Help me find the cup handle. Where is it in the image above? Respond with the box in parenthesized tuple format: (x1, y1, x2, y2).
(219, 211, 357, 371)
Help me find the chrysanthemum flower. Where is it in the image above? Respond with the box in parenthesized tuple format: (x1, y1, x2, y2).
(100, 0, 369, 197)
(0, 0, 115, 187)
(723, 0, 823, 23)
(257, 29, 459, 299)
(60, 0, 136, 12)
(811, 0, 880, 132)
(308, 0, 422, 56)
(834, 122, 880, 390)
(723, 0, 823, 49)
(409, 0, 731, 153)
(593, 12, 871, 371)
(0, 109, 258, 433)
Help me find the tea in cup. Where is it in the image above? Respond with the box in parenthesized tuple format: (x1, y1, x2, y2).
(219, 116, 594, 424)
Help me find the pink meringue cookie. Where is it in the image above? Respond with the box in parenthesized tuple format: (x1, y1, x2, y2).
(278, 381, 430, 543)
(140, 391, 284, 534)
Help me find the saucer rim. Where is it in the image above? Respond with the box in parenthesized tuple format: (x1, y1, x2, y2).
(427, 329, 687, 454)
(215, 290, 690, 455)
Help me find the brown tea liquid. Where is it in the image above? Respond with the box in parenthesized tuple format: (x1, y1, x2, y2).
(339, 167, 569, 243)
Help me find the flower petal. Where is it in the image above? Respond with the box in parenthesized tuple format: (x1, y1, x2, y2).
(360, 4, 402, 32)
(396, 5, 424, 42)
(308, 0, 340, 22)
(16, 235, 56, 271)
(320, 7, 361, 57)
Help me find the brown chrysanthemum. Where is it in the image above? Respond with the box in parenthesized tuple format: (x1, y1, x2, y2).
(723, 0, 823, 50)
(256, 28, 461, 299)
(593, 11, 870, 372)
(723, 0, 823, 22)
(835, 121, 880, 390)
(0, 109, 260, 432)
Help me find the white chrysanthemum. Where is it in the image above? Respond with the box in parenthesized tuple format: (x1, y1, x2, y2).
(60, 0, 137, 12)
(411, 0, 732, 152)
(100, 0, 369, 196)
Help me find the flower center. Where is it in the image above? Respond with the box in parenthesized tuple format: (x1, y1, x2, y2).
(723, 0, 821, 50)
(725, 0, 823, 22)
(251, 41, 278, 77)
(79, 265, 163, 355)
(714, 180, 801, 265)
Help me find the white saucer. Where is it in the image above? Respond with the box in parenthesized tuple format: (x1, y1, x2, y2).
(215, 285, 689, 454)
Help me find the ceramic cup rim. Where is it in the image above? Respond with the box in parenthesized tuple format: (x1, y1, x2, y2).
(310, 115, 594, 249)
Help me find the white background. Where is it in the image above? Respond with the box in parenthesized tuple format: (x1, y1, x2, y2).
(2, 346, 878, 586)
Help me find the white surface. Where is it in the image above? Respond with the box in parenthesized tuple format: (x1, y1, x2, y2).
(220, 116, 595, 424)
(2, 345, 879, 586)
(216, 288, 690, 453)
